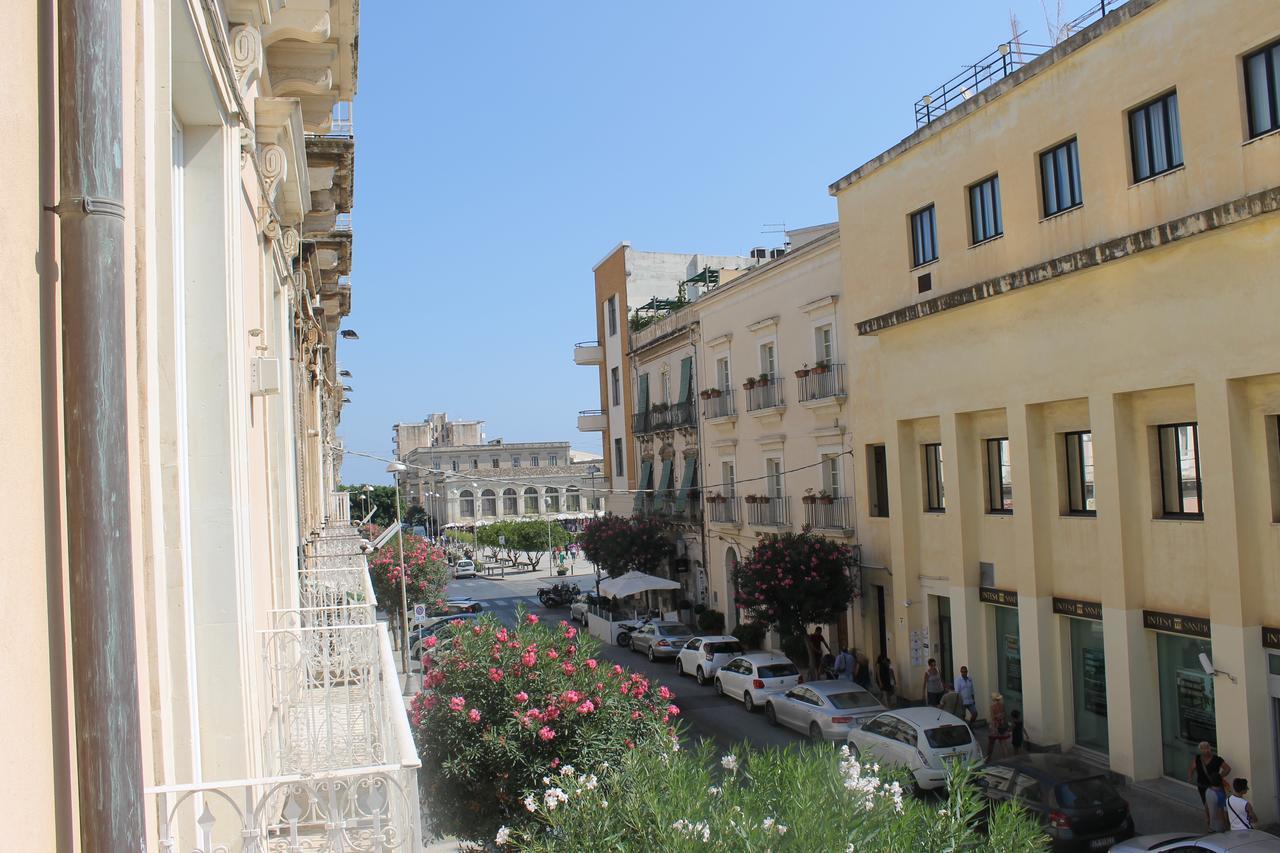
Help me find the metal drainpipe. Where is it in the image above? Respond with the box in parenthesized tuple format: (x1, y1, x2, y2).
(52, 0, 146, 847)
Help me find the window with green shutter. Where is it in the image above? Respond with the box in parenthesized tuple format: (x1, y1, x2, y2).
(674, 455, 698, 513)
(633, 459, 653, 512)
(678, 357, 693, 403)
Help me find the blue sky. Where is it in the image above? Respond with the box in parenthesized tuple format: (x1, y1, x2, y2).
(338, 0, 1074, 485)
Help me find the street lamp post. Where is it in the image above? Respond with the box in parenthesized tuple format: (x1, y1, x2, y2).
(545, 495, 554, 578)
(584, 464, 602, 596)
(386, 461, 410, 678)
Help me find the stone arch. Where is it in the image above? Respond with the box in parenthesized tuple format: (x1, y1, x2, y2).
(481, 488, 496, 517)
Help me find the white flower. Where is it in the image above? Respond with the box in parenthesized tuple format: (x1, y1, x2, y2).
(761, 817, 775, 830)
(522, 794, 537, 813)
(720, 754, 739, 772)
(776, 825, 788, 836)
(583, 774, 599, 791)
(543, 787, 569, 811)
(707, 785, 721, 796)
(938, 807, 949, 817)
(560, 764, 576, 777)
(494, 826, 512, 846)
(601, 799, 608, 807)
(541, 776, 552, 786)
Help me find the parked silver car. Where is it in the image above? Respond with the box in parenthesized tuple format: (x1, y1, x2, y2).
(628, 621, 694, 661)
(764, 680, 886, 741)
(1111, 831, 1280, 852)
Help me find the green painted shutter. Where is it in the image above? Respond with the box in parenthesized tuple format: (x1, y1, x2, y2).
(637, 373, 650, 411)
(657, 458, 674, 495)
(633, 459, 653, 512)
(677, 357, 693, 403)
(674, 455, 698, 513)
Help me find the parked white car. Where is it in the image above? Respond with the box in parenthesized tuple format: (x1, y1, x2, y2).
(675, 636, 744, 685)
(452, 559, 477, 579)
(846, 707, 983, 791)
(713, 653, 801, 712)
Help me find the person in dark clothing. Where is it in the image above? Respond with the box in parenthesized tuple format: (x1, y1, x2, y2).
(1009, 709, 1025, 754)
(853, 651, 872, 690)
(875, 653, 897, 707)
(1187, 741, 1231, 828)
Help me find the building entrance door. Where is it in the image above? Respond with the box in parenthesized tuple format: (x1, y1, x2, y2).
(931, 595, 954, 684)
(875, 585, 888, 659)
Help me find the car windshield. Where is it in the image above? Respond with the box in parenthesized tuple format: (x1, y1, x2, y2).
(1055, 777, 1124, 809)
(924, 725, 972, 748)
(705, 642, 743, 655)
(827, 691, 881, 710)
(658, 626, 688, 637)
(757, 663, 799, 678)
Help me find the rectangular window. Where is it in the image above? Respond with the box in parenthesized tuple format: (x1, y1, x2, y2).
(1040, 138, 1083, 216)
(969, 175, 1003, 244)
(722, 460, 736, 497)
(759, 342, 776, 378)
(868, 444, 889, 518)
(492, 457, 500, 469)
(985, 437, 1013, 513)
(660, 370, 670, 404)
(451, 460, 459, 472)
(815, 324, 833, 363)
(512, 456, 521, 468)
(1129, 91, 1183, 181)
(471, 458, 478, 470)
(1065, 431, 1096, 515)
(613, 437, 624, 476)
(531, 455, 539, 467)
(716, 356, 731, 390)
(910, 204, 938, 267)
(923, 443, 945, 512)
(1157, 423, 1202, 517)
(549, 454, 558, 466)
(610, 367, 621, 407)
(1245, 39, 1280, 139)
(606, 296, 618, 336)
(766, 457, 784, 498)
(822, 454, 841, 498)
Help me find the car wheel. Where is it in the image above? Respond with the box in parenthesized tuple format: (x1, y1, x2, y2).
(675, 659, 684, 676)
(743, 691, 755, 712)
(714, 678, 724, 696)
(764, 704, 778, 726)
(809, 722, 823, 742)
(696, 667, 707, 686)
(648, 646, 656, 663)
(617, 633, 630, 648)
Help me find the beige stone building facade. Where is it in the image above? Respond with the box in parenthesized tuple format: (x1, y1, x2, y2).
(2, 0, 421, 849)
(831, 0, 1280, 820)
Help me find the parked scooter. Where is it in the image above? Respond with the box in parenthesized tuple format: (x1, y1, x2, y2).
(537, 581, 579, 608)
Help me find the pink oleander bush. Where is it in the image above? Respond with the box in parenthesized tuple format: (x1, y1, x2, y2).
(731, 531, 856, 644)
(409, 609, 677, 841)
(578, 514, 673, 578)
(365, 525, 449, 615)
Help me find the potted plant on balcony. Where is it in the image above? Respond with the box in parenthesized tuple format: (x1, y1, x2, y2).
(743, 494, 759, 505)
(811, 360, 829, 375)
(709, 387, 723, 398)
(794, 364, 810, 379)
(818, 490, 835, 505)
(801, 488, 817, 505)
(757, 372, 771, 386)
(699, 388, 712, 400)
(743, 377, 757, 390)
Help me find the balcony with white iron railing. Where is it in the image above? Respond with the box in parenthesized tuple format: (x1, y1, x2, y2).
(147, 495, 423, 852)
(701, 388, 736, 422)
(803, 495, 856, 535)
(745, 495, 791, 527)
(705, 495, 740, 526)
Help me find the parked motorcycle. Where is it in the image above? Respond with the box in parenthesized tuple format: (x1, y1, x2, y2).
(537, 581, 579, 608)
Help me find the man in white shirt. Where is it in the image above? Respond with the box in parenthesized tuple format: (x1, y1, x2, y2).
(954, 665, 978, 723)
(1227, 778, 1258, 831)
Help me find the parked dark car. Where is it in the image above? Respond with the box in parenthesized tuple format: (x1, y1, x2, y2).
(977, 754, 1134, 851)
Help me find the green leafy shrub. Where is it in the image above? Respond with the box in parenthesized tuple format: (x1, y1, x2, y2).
(696, 609, 726, 633)
(731, 621, 767, 649)
(505, 740, 1047, 851)
(365, 526, 448, 615)
(409, 609, 677, 841)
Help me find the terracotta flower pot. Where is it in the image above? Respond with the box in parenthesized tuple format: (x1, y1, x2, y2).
(709, 389, 723, 398)
(819, 496, 835, 505)
(795, 369, 810, 379)
(699, 390, 712, 400)
(802, 495, 817, 505)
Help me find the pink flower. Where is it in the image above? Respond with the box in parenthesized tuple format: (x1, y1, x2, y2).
(585, 658, 598, 671)
(559, 690, 582, 705)
(424, 636, 438, 649)
(631, 710, 641, 720)
(496, 628, 509, 643)
(521, 650, 537, 668)
(612, 665, 623, 676)
(538, 726, 556, 741)
(561, 662, 576, 676)
(488, 668, 504, 683)
(576, 700, 596, 715)
(527, 614, 539, 624)
(472, 625, 484, 636)
(658, 686, 672, 700)
(564, 626, 578, 640)
(449, 696, 466, 712)
(546, 650, 559, 660)
(468, 708, 482, 724)
(515, 691, 529, 704)
(667, 704, 680, 716)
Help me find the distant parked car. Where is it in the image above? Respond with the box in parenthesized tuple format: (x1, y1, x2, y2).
(1112, 830, 1280, 852)
(628, 621, 694, 661)
(429, 598, 482, 616)
(764, 680, 886, 742)
(675, 636, 744, 685)
(570, 593, 603, 625)
(846, 707, 982, 791)
(714, 653, 802, 712)
(976, 754, 1134, 850)
(409, 613, 479, 659)
(452, 559, 477, 579)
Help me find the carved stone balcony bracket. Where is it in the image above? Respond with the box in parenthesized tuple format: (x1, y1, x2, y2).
(229, 25, 264, 96)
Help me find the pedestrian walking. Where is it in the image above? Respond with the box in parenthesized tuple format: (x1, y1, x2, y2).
(1227, 778, 1257, 830)
(1187, 741, 1231, 827)
(1207, 778, 1230, 833)
(875, 653, 897, 707)
(853, 651, 872, 690)
(1009, 709, 1025, 754)
(806, 626, 830, 682)
(833, 647, 854, 680)
(986, 693, 1011, 759)
(953, 665, 978, 723)
(922, 658, 945, 706)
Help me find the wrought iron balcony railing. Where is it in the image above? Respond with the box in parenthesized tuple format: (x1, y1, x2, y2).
(745, 381, 784, 412)
(702, 389, 735, 420)
(633, 400, 698, 434)
(706, 496, 740, 525)
(797, 363, 846, 403)
(804, 495, 856, 533)
(746, 495, 790, 527)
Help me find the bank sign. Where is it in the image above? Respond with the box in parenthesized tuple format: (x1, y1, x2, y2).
(1142, 609, 1211, 639)
(1052, 597, 1102, 621)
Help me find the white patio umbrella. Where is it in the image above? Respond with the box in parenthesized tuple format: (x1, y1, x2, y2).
(598, 570, 681, 599)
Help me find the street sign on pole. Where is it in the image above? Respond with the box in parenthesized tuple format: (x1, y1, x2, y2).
(413, 603, 426, 623)
(498, 535, 505, 545)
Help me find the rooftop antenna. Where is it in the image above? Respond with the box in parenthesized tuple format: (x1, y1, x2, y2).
(1039, 0, 1070, 44)
(762, 222, 789, 248)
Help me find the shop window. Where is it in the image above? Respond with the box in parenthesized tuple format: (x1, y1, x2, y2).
(985, 437, 1013, 513)
(994, 606, 1023, 720)
(923, 443, 945, 512)
(1156, 633, 1215, 778)
(1070, 618, 1108, 752)
(868, 444, 889, 518)
(1064, 431, 1096, 515)
(1157, 423, 1202, 518)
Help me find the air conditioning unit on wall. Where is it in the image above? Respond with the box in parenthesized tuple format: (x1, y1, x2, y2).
(251, 357, 281, 396)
